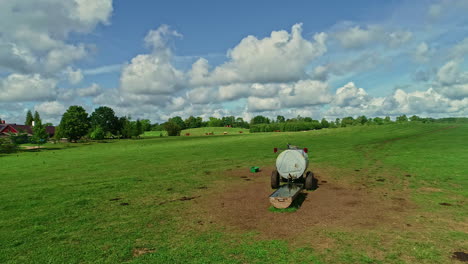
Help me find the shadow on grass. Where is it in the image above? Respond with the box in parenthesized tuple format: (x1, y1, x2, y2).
(20, 147, 66, 152)
(268, 192, 308, 213)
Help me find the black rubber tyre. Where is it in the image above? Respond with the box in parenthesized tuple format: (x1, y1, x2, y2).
(271, 170, 280, 189)
(305, 171, 314, 190)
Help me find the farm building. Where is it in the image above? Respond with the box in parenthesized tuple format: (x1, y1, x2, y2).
(0, 121, 55, 138)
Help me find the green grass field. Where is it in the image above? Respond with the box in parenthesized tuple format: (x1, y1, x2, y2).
(143, 127, 249, 138)
(1, 123, 467, 263)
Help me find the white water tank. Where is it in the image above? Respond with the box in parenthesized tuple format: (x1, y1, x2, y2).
(275, 149, 308, 180)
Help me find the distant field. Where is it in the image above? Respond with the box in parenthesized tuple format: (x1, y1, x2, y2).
(1, 123, 466, 263)
(142, 130, 167, 137)
(143, 127, 249, 137)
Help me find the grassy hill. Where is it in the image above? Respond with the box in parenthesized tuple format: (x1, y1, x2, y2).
(1, 123, 466, 263)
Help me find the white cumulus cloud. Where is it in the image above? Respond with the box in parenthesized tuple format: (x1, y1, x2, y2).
(120, 25, 185, 95)
(65, 67, 84, 85)
(0, 74, 57, 102)
(191, 23, 327, 86)
(77, 83, 102, 97)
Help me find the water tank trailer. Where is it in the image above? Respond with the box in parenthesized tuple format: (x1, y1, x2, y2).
(269, 144, 315, 208)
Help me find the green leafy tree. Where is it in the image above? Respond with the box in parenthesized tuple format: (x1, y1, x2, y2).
(373, 117, 384, 125)
(335, 118, 341, 127)
(384, 116, 392, 123)
(90, 106, 119, 135)
(355, 115, 368, 125)
(57, 106, 91, 142)
(119, 117, 132, 139)
(151, 123, 163, 131)
(90, 126, 105, 140)
(396, 115, 408, 122)
(140, 119, 152, 131)
(134, 119, 143, 138)
(33, 111, 41, 124)
(410, 115, 421, 122)
(207, 117, 223, 127)
(30, 119, 48, 148)
(25, 110, 34, 125)
(321, 118, 330, 128)
(276, 115, 285, 123)
(341, 117, 354, 127)
(169, 116, 186, 130)
(185, 116, 202, 128)
(222, 116, 235, 127)
(251, 115, 270, 125)
(0, 137, 18, 153)
(164, 121, 181, 136)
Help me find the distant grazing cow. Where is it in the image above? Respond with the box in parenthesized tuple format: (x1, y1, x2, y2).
(185, 133, 190, 136)
(223, 132, 228, 135)
(239, 131, 243, 134)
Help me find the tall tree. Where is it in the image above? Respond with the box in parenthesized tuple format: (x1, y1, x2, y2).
(119, 116, 133, 139)
(320, 118, 330, 128)
(185, 116, 202, 128)
(90, 106, 119, 135)
(335, 118, 341, 127)
(396, 115, 408, 122)
(222, 116, 235, 127)
(134, 119, 143, 138)
(207, 117, 223, 127)
(25, 110, 34, 126)
(163, 121, 181, 136)
(57, 106, 91, 142)
(276, 115, 285, 123)
(169, 116, 186, 130)
(140, 119, 152, 131)
(31, 119, 48, 148)
(251, 115, 270, 125)
(33, 111, 41, 125)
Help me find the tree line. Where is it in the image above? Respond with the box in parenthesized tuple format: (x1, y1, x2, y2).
(55, 106, 148, 141)
(248, 114, 458, 133)
(1, 104, 467, 154)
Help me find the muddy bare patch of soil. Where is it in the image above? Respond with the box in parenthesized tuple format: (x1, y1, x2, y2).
(158, 196, 201, 206)
(198, 167, 417, 240)
(452, 251, 468, 262)
(439, 202, 452, 206)
(132, 248, 155, 257)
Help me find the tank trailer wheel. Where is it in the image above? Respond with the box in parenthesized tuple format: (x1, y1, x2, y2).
(305, 171, 315, 190)
(271, 170, 280, 189)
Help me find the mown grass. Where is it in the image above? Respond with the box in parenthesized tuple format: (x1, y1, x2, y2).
(0, 123, 466, 263)
(143, 127, 249, 138)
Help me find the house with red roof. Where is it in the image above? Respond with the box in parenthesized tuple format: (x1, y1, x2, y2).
(0, 120, 55, 138)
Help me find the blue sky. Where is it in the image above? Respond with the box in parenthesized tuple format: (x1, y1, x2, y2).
(1, 0, 467, 124)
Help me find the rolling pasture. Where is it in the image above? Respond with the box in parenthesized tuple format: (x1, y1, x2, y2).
(0, 123, 467, 263)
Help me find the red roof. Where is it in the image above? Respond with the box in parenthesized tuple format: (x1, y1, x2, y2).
(0, 124, 55, 136)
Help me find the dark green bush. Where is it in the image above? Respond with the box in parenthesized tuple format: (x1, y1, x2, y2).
(0, 137, 19, 153)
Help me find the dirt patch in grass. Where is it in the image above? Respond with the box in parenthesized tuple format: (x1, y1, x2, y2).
(452, 251, 468, 262)
(418, 187, 443, 193)
(158, 196, 201, 206)
(198, 167, 417, 241)
(132, 248, 155, 257)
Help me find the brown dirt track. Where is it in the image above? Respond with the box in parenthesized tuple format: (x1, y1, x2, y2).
(196, 166, 417, 242)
